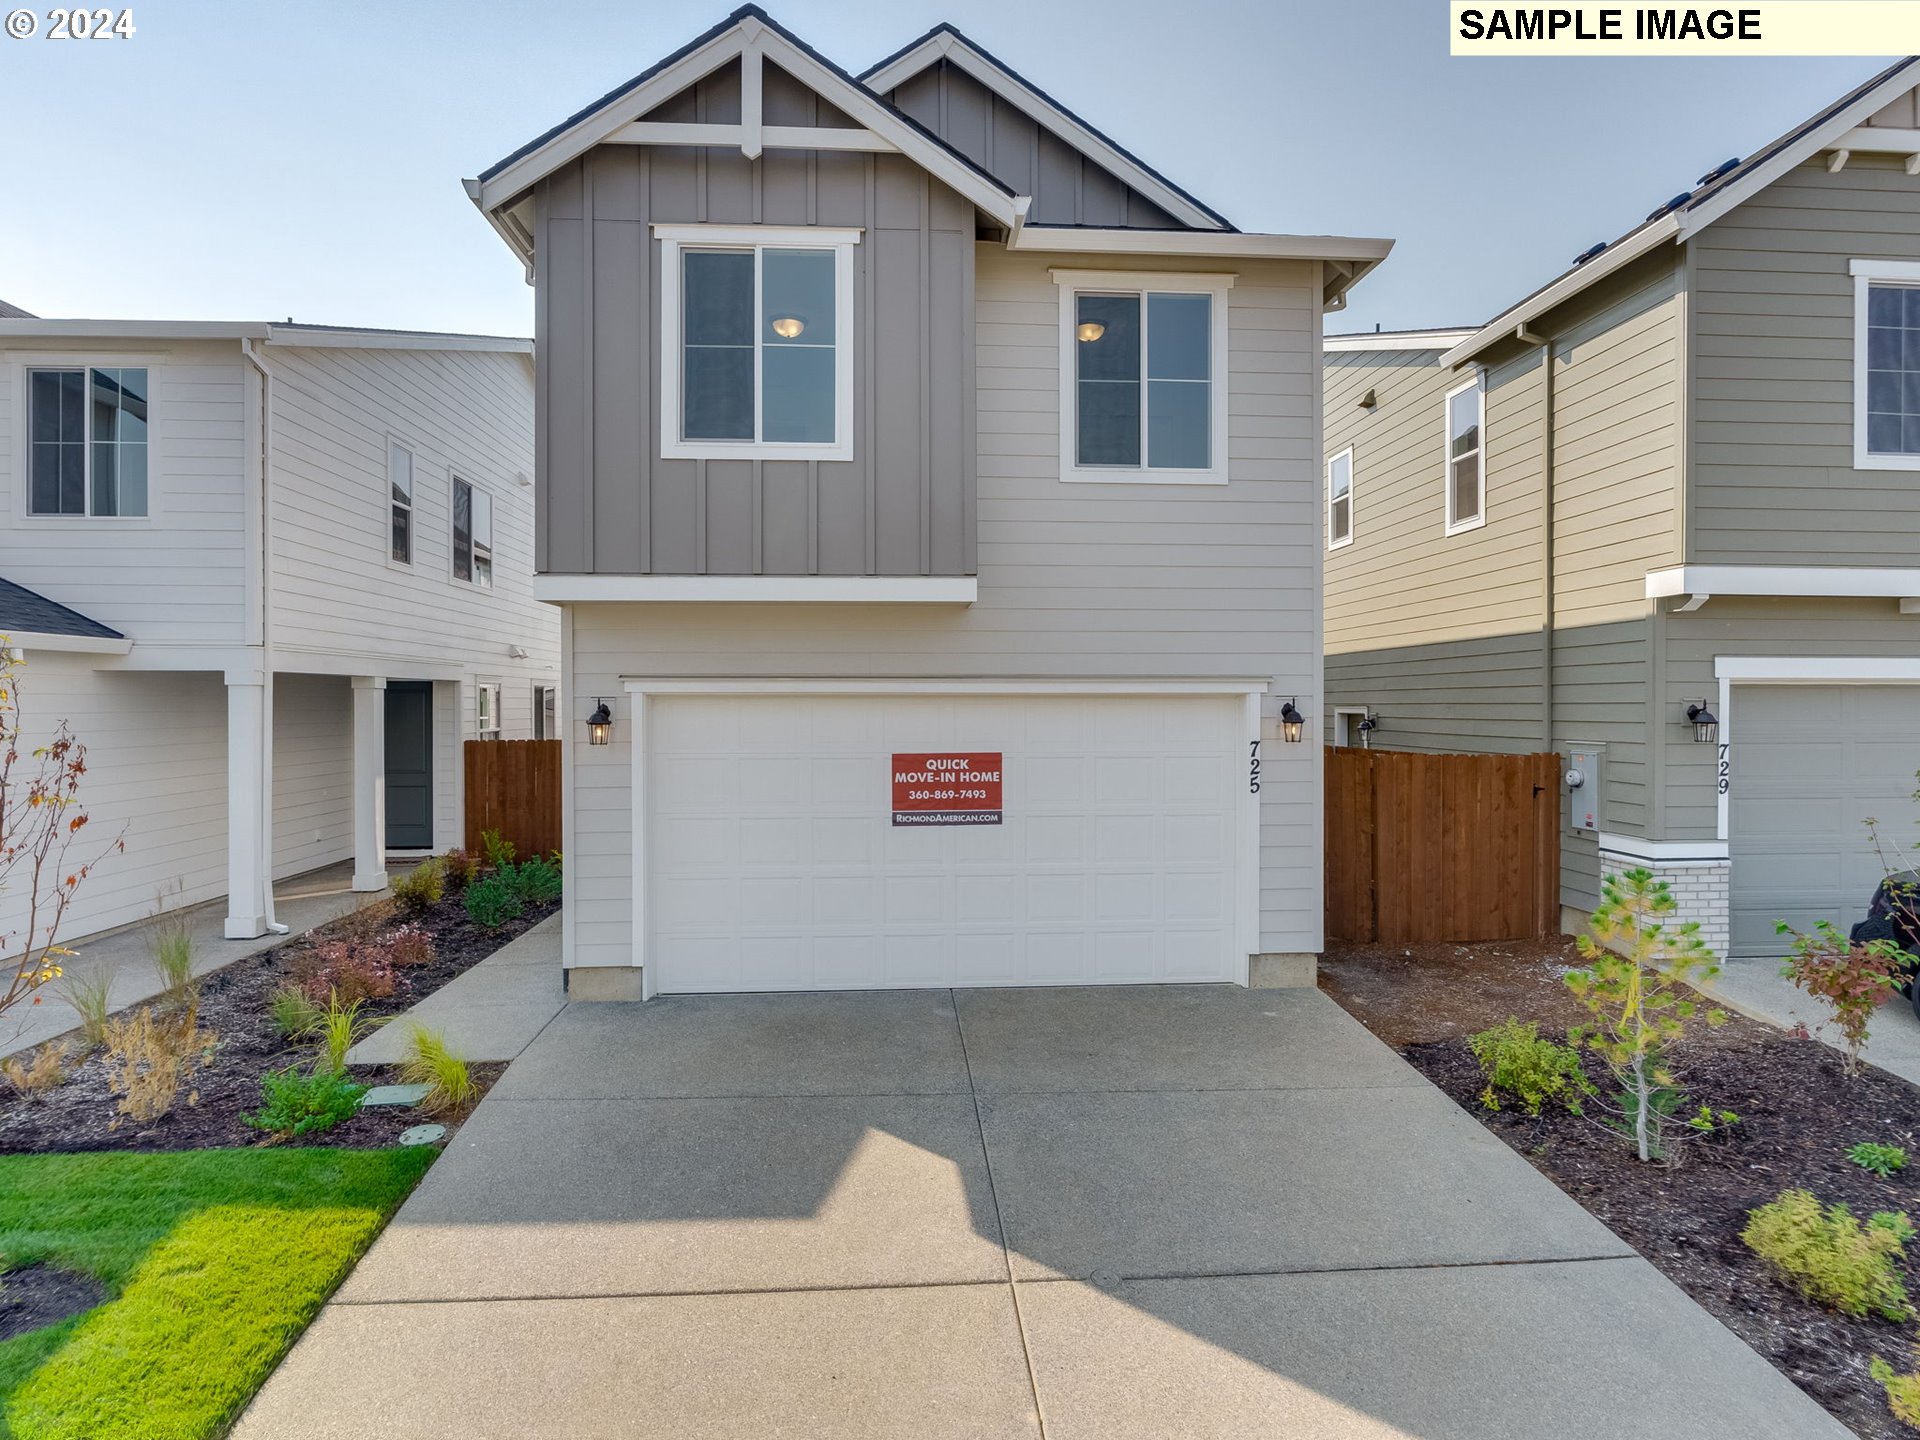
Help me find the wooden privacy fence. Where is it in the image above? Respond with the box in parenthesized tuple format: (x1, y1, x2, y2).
(1326, 748, 1561, 944)
(464, 739, 562, 859)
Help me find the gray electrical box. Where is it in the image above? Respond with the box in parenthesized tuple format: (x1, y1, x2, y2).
(1564, 744, 1603, 834)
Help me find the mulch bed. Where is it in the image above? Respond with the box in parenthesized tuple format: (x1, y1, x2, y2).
(0, 890, 552, 1155)
(1321, 936, 1920, 1440)
(0, 1264, 109, 1342)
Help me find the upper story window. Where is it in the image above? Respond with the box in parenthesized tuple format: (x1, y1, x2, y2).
(656, 224, 859, 463)
(1443, 375, 1485, 534)
(28, 366, 148, 517)
(389, 441, 414, 564)
(1852, 259, 1920, 470)
(452, 476, 492, 588)
(1053, 270, 1231, 485)
(1327, 447, 1354, 550)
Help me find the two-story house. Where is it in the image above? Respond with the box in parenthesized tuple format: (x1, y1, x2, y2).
(1324, 57, 1920, 960)
(467, 7, 1390, 998)
(0, 317, 559, 945)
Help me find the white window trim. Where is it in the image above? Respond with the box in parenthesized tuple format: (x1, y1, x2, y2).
(475, 679, 503, 741)
(1442, 373, 1487, 535)
(534, 684, 556, 741)
(1326, 445, 1354, 551)
(386, 436, 415, 570)
(1051, 268, 1233, 486)
(655, 223, 860, 463)
(450, 474, 493, 589)
(1332, 705, 1370, 748)
(16, 358, 157, 524)
(1850, 258, 1920, 471)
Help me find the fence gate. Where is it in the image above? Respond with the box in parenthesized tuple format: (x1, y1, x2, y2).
(464, 739, 562, 859)
(1325, 748, 1561, 944)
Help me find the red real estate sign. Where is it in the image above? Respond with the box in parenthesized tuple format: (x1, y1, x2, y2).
(891, 752, 1003, 827)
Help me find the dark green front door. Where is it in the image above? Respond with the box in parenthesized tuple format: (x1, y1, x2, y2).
(384, 681, 434, 849)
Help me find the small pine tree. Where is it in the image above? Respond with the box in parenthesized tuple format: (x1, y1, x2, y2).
(1566, 866, 1727, 1162)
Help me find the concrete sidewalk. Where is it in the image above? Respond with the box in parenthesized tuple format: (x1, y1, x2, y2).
(1, 860, 398, 1061)
(1703, 953, 1920, 1087)
(236, 984, 1849, 1440)
(346, 915, 563, 1065)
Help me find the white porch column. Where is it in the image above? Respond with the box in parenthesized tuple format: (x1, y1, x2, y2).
(224, 677, 271, 939)
(351, 676, 389, 891)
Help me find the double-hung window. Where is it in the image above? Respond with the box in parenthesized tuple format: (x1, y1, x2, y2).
(476, 681, 501, 741)
(657, 224, 858, 462)
(1327, 447, 1354, 549)
(452, 477, 492, 587)
(28, 366, 149, 516)
(1443, 375, 1485, 533)
(1852, 259, 1920, 469)
(389, 442, 414, 564)
(1054, 270, 1231, 484)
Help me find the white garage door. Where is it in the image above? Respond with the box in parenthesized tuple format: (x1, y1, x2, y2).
(1730, 685, 1920, 956)
(645, 691, 1250, 993)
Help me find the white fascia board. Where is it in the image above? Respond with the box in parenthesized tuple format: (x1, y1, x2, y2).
(264, 326, 532, 354)
(0, 319, 270, 342)
(533, 575, 979, 604)
(1835, 125, 1920, 153)
(1648, 565, 1920, 600)
(4, 630, 131, 656)
(1013, 227, 1393, 266)
(1441, 216, 1680, 368)
(1597, 833, 1730, 863)
(1324, 330, 1476, 354)
(861, 32, 1228, 231)
(622, 676, 1271, 696)
(473, 25, 1022, 229)
(1715, 656, 1920, 682)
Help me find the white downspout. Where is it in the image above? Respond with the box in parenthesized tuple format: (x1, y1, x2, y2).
(239, 338, 289, 935)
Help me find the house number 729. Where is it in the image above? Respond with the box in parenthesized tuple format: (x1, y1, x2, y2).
(1249, 739, 1261, 794)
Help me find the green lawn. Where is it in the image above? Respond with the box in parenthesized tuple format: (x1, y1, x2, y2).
(0, 1147, 433, 1440)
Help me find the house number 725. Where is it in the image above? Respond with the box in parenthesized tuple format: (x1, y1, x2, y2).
(1249, 739, 1261, 794)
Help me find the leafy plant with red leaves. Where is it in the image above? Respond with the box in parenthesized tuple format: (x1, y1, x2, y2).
(1777, 919, 1904, 1076)
(289, 939, 396, 1005)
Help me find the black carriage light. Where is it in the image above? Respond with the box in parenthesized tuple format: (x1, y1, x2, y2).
(1686, 701, 1719, 745)
(1280, 699, 1306, 744)
(1357, 711, 1379, 735)
(587, 699, 613, 746)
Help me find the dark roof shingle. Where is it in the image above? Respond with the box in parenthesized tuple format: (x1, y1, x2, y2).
(0, 578, 123, 640)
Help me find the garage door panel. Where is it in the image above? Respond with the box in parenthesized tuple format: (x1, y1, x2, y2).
(1730, 684, 1920, 957)
(647, 693, 1246, 991)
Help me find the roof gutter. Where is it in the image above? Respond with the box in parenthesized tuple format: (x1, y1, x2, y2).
(1440, 213, 1680, 369)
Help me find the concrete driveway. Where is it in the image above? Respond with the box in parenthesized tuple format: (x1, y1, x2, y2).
(237, 985, 1847, 1439)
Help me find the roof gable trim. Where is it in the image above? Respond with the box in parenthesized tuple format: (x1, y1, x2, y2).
(859, 25, 1232, 232)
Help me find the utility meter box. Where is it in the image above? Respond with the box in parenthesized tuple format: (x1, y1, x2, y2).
(1564, 745, 1603, 833)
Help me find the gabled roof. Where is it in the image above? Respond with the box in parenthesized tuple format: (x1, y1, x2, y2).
(1325, 327, 1476, 354)
(0, 299, 34, 319)
(0, 577, 127, 651)
(858, 23, 1233, 232)
(1443, 56, 1920, 367)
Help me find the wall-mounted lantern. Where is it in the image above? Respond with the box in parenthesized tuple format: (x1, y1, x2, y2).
(1357, 710, 1379, 738)
(1279, 699, 1306, 744)
(587, 699, 613, 746)
(1686, 701, 1719, 745)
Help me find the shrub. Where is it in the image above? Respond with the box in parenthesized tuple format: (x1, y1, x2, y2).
(244, 1066, 368, 1140)
(464, 874, 524, 931)
(3, 1040, 70, 1097)
(1567, 867, 1728, 1162)
(390, 858, 445, 912)
(1872, 1345, 1920, 1428)
(399, 1025, 479, 1116)
(1777, 919, 1905, 1075)
(58, 969, 116, 1048)
(1853, 1142, 1911, 1179)
(480, 828, 518, 870)
(386, 923, 436, 968)
(102, 1002, 216, 1126)
(1467, 1018, 1595, 1117)
(290, 939, 396, 1005)
(509, 854, 563, 905)
(441, 847, 481, 892)
(145, 903, 197, 1006)
(1742, 1189, 1914, 1320)
(269, 984, 324, 1040)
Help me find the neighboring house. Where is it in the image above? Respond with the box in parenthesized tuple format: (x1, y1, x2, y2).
(1324, 57, 1920, 959)
(466, 6, 1390, 998)
(0, 318, 558, 947)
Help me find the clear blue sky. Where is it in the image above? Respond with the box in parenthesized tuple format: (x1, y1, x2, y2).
(0, 0, 1889, 336)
